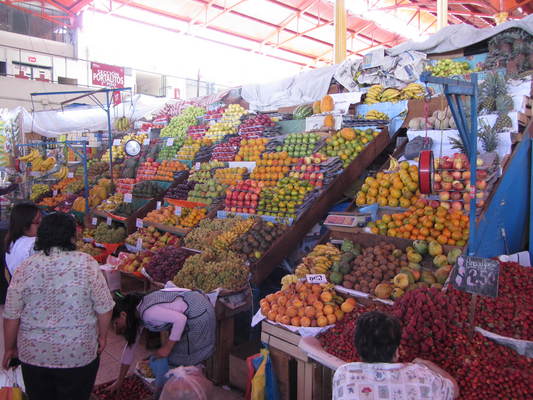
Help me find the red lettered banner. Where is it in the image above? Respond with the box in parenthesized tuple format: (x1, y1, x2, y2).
(112, 91, 122, 105)
(91, 62, 124, 88)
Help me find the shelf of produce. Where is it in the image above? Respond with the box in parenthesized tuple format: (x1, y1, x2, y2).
(261, 321, 331, 400)
(141, 220, 190, 237)
(251, 129, 390, 285)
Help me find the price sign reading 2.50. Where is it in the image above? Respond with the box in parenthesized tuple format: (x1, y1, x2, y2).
(451, 256, 500, 298)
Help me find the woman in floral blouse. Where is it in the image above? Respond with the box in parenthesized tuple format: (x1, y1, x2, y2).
(2, 212, 115, 400)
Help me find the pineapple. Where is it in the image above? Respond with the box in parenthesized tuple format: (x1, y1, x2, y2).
(495, 95, 514, 113)
(478, 120, 500, 152)
(449, 136, 467, 154)
(478, 72, 507, 114)
(494, 113, 512, 132)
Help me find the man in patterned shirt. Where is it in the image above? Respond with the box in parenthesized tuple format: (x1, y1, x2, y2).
(332, 311, 459, 400)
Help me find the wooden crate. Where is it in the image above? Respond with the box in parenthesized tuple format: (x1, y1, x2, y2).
(261, 321, 333, 400)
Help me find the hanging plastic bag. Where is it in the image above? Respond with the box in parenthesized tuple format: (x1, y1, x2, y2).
(0, 367, 25, 400)
(159, 366, 213, 400)
(246, 349, 280, 400)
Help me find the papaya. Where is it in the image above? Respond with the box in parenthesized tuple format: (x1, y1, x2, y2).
(324, 114, 334, 128)
(320, 95, 334, 112)
(312, 101, 321, 114)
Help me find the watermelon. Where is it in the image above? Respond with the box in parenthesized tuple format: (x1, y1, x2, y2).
(293, 105, 313, 119)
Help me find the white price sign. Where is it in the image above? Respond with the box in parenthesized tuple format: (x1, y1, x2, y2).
(136, 238, 143, 250)
(112, 139, 121, 146)
(67, 172, 74, 178)
(106, 217, 112, 225)
(91, 217, 97, 226)
(195, 162, 201, 170)
(166, 138, 174, 146)
(124, 193, 132, 203)
(52, 190, 58, 196)
(174, 207, 182, 216)
(143, 138, 150, 146)
(136, 218, 144, 228)
(156, 201, 161, 210)
(306, 274, 328, 284)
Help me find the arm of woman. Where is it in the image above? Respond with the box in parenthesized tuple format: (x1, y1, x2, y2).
(107, 337, 141, 393)
(142, 305, 187, 358)
(2, 318, 20, 369)
(2, 267, 25, 369)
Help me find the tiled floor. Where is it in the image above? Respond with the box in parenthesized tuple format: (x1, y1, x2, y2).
(0, 306, 243, 399)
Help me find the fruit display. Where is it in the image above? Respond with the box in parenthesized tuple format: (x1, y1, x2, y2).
(158, 140, 183, 160)
(355, 162, 420, 207)
(175, 139, 203, 161)
(258, 177, 314, 219)
(211, 136, 242, 161)
(165, 181, 197, 200)
(119, 251, 154, 274)
(136, 158, 159, 181)
(259, 281, 347, 327)
(52, 166, 69, 180)
(115, 178, 137, 194)
(114, 116, 131, 132)
(369, 200, 469, 246)
(133, 181, 165, 198)
(230, 218, 287, 262)
(235, 138, 268, 161)
(94, 223, 126, 244)
(77, 241, 106, 261)
(205, 122, 237, 141)
(145, 246, 195, 283)
(51, 177, 77, 192)
(187, 161, 225, 183)
(184, 217, 243, 251)
(75, 160, 109, 182)
(30, 184, 51, 201)
(143, 205, 180, 227)
(96, 193, 124, 212)
(220, 104, 247, 127)
(287, 157, 326, 188)
(292, 105, 313, 120)
(101, 143, 125, 163)
(250, 152, 294, 187)
(210, 217, 255, 251)
(364, 110, 389, 120)
(187, 123, 208, 139)
(187, 179, 227, 206)
(63, 180, 84, 195)
(38, 193, 69, 208)
(125, 227, 180, 251)
(204, 106, 225, 123)
(239, 114, 279, 136)
(173, 249, 248, 292)
(160, 106, 205, 138)
(224, 180, 262, 214)
(154, 160, 186, 181)
(426, 58, 474, 77)
(176, 207, 207, 228)
(408, 107, 456, 130)
(294, 243, 342, 278)
(364, 85, 384, 104)
(214, 167, 247, 186)
(282, 132, 320, 157)
(433, 153, 489, 212)
(322, 128, 379, 167)
(400, 83, 425, 100)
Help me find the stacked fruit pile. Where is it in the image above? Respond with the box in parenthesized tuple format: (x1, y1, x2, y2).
(158, 141, 183, 161)
(426, 59, 474, 77)
(136, 158, 159, 181)
(187, 179, 227, 206)
(175, 139, 202, 161)
(173, 249, 248, 292)
(143, 206, 180, 227)
(205, 122, 236, 141)
(30, 184, 50, 202)
(94, 223, 126, 244)
(77, 241, 106, 261)
(355, 162, 420, 207)
(250, 152, 293, 187)
(224, 180, 262, 214)
(184, 217, 243, 251)
(133, 181, 165, 198)
(295, 243, 342, 278)
(369, 200, 469, 246)
(51, 177, 77, 193)
(258, 177, 314, 219)
(214, 167, 247, 186)
(38, 193, 70, 208)
(176, 208, 207, 229)
(125, 227, 180, 251)
(154, 160, 186, 181)
(160, 106, 205, 138)
(287, 155, 327, 188)
(187, 123, 208, 139)
(239, 114, 277, 136)
(260, 282, 351, 327)
(96, 193, 124, 212)
(235, 138, 268, 161)
(145, 247, 195, 283)
(282, 132, 320, 157)
(230, 218, 287, 262)
(322, 128, 378, 167)
(115, 178, 137, 194)
(165, 181, 197, 200)
(220, 104, 247, 127)
(118, 251, 154, 274)
(211, 136, 242, 161)
(204, 106, 225, 123)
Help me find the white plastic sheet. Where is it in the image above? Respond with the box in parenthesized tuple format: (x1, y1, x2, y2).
(241, 65, 337, 112)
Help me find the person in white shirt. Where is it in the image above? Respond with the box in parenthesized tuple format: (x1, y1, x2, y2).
(4, 202, 41, 278)
(332, 311, 459, 400)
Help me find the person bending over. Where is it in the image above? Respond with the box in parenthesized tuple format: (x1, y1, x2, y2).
(332, 311, 459, 400)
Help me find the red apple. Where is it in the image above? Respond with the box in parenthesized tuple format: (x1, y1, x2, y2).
(451, 191, 462, 201)
(434, 173, 442, 183)
(477, 170, 488, 179)
(442, 181, 453, 191)
(430, 200, 440, 208)
(451, 201, 463, 211)
(439, 191, 450, 201)
(453, 158, 464, 170)
(476, 180, 487, 190)
(463, 193, 471, 202)
(433, 182, 442, 191)
(452, 171, 462, 180)
(452, 180, 464, 191)
(440, 201, 451, 209)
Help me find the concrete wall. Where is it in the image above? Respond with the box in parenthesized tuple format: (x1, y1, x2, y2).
(0, 30, 75, 58)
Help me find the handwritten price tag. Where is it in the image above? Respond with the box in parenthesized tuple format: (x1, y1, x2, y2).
(52, 190, 58, 196)
(112, 139, 121, 146)
(67, 172, 74, 178)
(174, 207, 182, 216)
(166, 138, 174, 146)
(136, 218, 143, 229)
(136, 238, 143, 250)
(91, 217, 97, 226)
(195, 162, 201, 170)
(306, 274, 328, 284)
(143, 138, 150, 146)
(156, 201, 161, 210)
(124, 193, 132, 203)
(451, 256, 500, 298)
(106, 217, 112, 225)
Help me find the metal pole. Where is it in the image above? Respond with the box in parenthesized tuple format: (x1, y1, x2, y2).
(467, 73, 478, 255)
(82, 141, 89, 216)
(334, 0, 347, 64)
(437, 0, 448, 30)
(105, 91, 114, 186)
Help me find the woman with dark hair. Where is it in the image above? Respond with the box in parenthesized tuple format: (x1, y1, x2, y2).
(4, 202, 41, 277)
(2, 212, 114, 400)
(332, 311, 459, 400)
(107, 289, 216, 394)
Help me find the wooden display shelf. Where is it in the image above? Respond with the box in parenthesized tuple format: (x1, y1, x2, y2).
(260, 321, 333, 400)
(251, 129, 390, 285)
(141, 220, 190, 237)
(91, 199, 157, 234)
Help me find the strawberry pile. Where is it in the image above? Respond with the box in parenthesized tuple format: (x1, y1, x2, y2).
(92, 375, 153, 399)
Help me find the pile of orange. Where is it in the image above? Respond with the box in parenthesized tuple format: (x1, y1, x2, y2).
(155, 161, 187, 181)
(51, 177, 77, 192)
(260, 282, 356, 327)
(369, 199, 469, 246)
(235, 138, 269, 161)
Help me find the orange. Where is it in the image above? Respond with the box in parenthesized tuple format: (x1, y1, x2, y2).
(290, 317, 301, 326)
(286, 306, 297, 317)
(340, 302, 355, 313)
(335, 309, 345, 321)
(277, 306, 286, 316)
(320, 291, 333, 303)
(298, 308, 305, 317)
(317, 316, 328, 327)
(300, 317, 311, 327)
(326, 314, 337, 324)
(311, 285, 322, 294)
(313, 301, 324, 311)
(275, 314, 283, 323)
(323, 304, 334, 315)
(280, 315, 290, 325)
(346, 298, 357, 306)
(306, 294, 318, 305)
(277, 295, 287, 306)
(304, 306, 316, 318)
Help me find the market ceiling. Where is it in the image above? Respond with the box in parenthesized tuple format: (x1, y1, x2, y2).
(4, 0, 532, 67)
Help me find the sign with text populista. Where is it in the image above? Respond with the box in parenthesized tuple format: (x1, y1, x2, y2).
(451, 256, 500, 298)
(91, 62, 125, 88)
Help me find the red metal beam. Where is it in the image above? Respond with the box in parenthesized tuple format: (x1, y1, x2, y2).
(2, 0, 74, 27)
(372, 3, 495, 17)
(200, 0, 249, 28)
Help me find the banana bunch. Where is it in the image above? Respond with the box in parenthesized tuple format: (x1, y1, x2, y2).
(281, 274, 299, 290)
(365, 110, 389, 120)
(364, 85, 384, 104)
(213, 231, 239, 250)
(401, 83, 425, 100)
(380, 88, 402, 103)
(295, 243, 341, 277)
(52, 166, 68, 179)
(385, 156, 400, 173)
(18, 149, 40, 162)
(115, 117, 131, 132)
(32, 157, 56, 172)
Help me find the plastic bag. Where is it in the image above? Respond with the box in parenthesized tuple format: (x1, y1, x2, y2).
(245, 349, 280, 400)
(149, 356, 170, 388)
(159, 366, 213, 400)
(0, 367, 24, 400)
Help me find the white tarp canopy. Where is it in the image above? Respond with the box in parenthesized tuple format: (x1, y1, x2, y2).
(389, 14, 533, 56)
(241, 65, 337, 111)
(20, 94, 168, 138)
